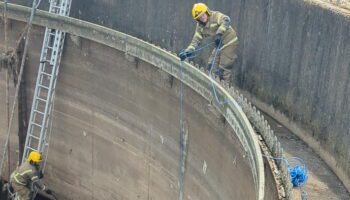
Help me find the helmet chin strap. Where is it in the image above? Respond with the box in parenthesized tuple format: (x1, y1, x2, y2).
(197, 19, 208, 26)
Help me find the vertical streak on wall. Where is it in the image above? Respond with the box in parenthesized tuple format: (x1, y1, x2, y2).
(147, 126, 152, 199)
(3, 0, 11, 179)
(178, 60, 188, 200)
(17, 37, 27, 162)
(178, 122, 188, 200)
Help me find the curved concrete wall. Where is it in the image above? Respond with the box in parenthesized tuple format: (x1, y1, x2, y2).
(236, 1, 350, 191)
(9, 0, 347, 190)
(0, 3, 275, 200)
(7, 0, 242, 52)
(238, 1, 350, 191)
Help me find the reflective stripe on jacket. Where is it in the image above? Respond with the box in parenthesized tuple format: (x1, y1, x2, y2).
(10, 161, 43, 189)
(187, 11, 238, 51)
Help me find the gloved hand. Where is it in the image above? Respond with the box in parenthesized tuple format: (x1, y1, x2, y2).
(39, 170, 44, 179)
(207, 63, 213, 72)
(216, 68, 224, 80)
(214, 33, 223, 48)
(178, 49, 193, 61)
(46, 189, 53, 195)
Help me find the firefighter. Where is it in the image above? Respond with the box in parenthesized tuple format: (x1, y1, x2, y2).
(10, 151, 46, 200)
(178, 3, 239, 82)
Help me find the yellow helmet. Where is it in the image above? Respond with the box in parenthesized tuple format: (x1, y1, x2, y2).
(192, 3, 210, 20)
(28, 151, 42, 163)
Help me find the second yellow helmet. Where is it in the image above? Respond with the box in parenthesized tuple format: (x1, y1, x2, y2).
(192, 3, 210, 20)
(28, 151, 42, 163)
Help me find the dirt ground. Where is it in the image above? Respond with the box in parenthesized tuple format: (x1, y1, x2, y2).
(264, 114, 350, 200)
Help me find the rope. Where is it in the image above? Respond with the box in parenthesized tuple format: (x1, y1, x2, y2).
(178, 60, 187, 200)
(3, 0, 8, 53)
(177, 44, 229, 199)
(207, 40, 230, 105)
(36, 0, 43, 9)
(0, 0, 39, 177)
(3, 0, 11, 179)
(185, 42, 215, 59)
(287, 157, 308, 187)
(184, 40, 229, 105)
(264, 155, 308, 199)
(176, 40, 232, 199)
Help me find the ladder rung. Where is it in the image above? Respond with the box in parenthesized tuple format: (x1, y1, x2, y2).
(29, 135, 40, 140)
(41, 72, 53, 77)
(49, 31, 56, 35)
(25, 146, 38, 152)
(31, 122, 43, 128)
(34, 110, 45, 115)
(38, 84, 50, 90)
(36, 97, 47, 102)
(40, 59, 53, 64)
(51, 5, 61, 9)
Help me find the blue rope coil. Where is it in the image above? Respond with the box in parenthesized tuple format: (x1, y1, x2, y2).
(287, 157, 308, 187)
(264, 156, 308, 187)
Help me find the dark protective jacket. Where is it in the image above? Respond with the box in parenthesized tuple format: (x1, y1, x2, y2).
(186, 11, 238, 51)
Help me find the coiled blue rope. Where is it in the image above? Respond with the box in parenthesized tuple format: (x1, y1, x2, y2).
(264, 155, 308, 187)
(288, 157, 308, 187)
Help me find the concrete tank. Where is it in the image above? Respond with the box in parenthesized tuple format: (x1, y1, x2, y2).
(0, 3, 279, 200)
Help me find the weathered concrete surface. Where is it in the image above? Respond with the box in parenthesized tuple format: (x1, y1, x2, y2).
(236, 0, 350, 192)
(0, 55, 21, 180)
(9, 0, 347, 192)
(44, 39, 254, 199)
(3, 0, 258, 54)
(264, 113, 350, 200)
(0, 4, 266, 199)
(9, 0, 349, 191)
(0, 22, 256, 200)
(0, 5, 274, 200)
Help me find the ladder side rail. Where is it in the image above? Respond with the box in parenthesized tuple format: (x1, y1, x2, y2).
(39, 29, 67, 151)
(39, 0, 71, 154)
(22, 28, 58, 163)
(36, 26, 66, 152)
(49, 0, 60, 14)
(39, 32, 66, 153)
(59, 0, 65, 15)
(23, 0, 72, 164)
(36, 32, 62, 152)
(59, 0, 69, 16)
(48, 0, 55, 13)
(22, 54, 50, 162)
(50, 30, 63, 65)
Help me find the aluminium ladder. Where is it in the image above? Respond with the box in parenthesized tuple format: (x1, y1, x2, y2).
(22, 0, 72, 165)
